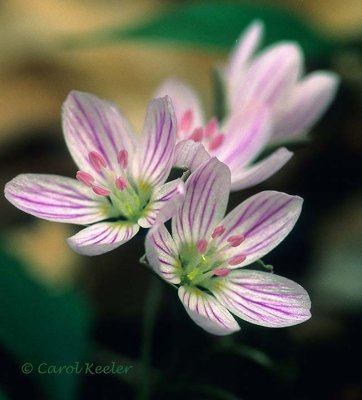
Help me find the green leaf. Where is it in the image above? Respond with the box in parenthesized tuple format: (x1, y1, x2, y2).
(65, 2, 338, 59)
(0, 387, 10, 400)
(0, 246, 91, 400)
(216, 337, 275, 370)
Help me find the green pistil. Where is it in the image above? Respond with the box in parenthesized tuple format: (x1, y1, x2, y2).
(137, 181, 153, 207)
(186, 268, 202, 281)
(108, 180, 152, 223)
(179, 242, 224, 287)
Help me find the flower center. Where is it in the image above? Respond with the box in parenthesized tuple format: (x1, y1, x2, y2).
(76, 149, 151, 223)
(179, 225, 247, 287)
(179, 110, 225, 152)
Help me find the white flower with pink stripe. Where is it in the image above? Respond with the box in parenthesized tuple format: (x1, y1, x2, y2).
(146, 158, 311, 335)
(5, 91, 185, 256)
(155, 21, 338, 191)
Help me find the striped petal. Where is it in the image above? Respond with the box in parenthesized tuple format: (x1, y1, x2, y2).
(212, 270, 311, 327)
(154, 79, 204, 139)
(172, 158, 230, 249)
(225, 20, 264, 107)
(138, 179, 185, 228)
(4, 174, 106, 224)
(62, 91, 135, 178)
(217, 103, 271, 170)
(178, 286, 240, 335)
(67, 221, 139, 256)
(216, 191, 303, 266)
(273, 71, 339, 140)
(233, 43, 302, 110)
(131, 96, 176, 187)
(173, 140, 211, 172)
(145, 224, 181, 284)
(230, 147, 293, 191)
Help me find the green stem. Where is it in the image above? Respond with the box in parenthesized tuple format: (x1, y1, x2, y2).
(136, 276, 163, 400)
(139, 255, 178, 291)
(255, 259, 274, 272)
(212, 64, 227, 122)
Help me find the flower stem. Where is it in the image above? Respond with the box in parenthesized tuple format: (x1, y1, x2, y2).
(136, 275, 163, 400)
(139, 255, 178, 290)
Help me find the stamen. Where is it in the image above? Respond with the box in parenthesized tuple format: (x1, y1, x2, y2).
(115, 177, 128, 191)
(211, 225, 225, 239)
(92, 185, 111, 196)
(227, 234, 245, 247)
(117, 149, 128, 169)
(228, 254, 247, 266)
(180, 109, 193, 132)
(204, 117, 218, 138)
(208, 134, 225, 151)
(76, 171, 94, 187)
(89, 151, 107, 172)
(196, 238, 208, 254)
(189, 127, 204, 142)
(213, 268, 230, 277)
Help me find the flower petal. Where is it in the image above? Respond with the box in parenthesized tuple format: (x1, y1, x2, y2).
(138, 179, 185, 228)
(154, 79, 204, 139)
(4, 174, 106, 224)
(173, 140, 211, 172)
(145, 224, 181, 284)
(178, 286, 240, 335)
(131, 96, 176, 187)
(212, 270, 311, 327)
(273, 71, 339, 140)
(217, 102, 271, 170)
(230, 147, 293, 191)
(67, 221, 139, 256)
(62, 91, 135, 176)
(172, 158, 230, 248)
(225, 20, 264, 106)
(217, 191, 303, 266)
(233, 43, 302, 110)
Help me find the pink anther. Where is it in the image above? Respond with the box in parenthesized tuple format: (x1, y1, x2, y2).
(189, 127, 204, 142)
(204, 117, 218, 138)
(180, 109, 193, 132)
(228, 254, 247, 266)
(89, 151, 107, 172)
(117, 149, 128, 169)
(76, 171, 94, 187)
(196, 238, 208, 254)
(115, 177, 128, 191)
(208, 134, 225, 151)
(211, 225, 226, 239)
(92, 185, 111, 196)
(227, 234, 245, 247)
(213, 268, 230, 277)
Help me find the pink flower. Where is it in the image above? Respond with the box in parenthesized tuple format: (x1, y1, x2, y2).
(155, 21, 338, 191)
(224, 20, 339, 142)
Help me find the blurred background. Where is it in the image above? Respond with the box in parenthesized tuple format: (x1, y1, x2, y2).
(0, 1, 361, 399)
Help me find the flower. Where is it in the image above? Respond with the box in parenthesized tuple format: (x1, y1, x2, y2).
(155, 79, 285, 191)
(5, 91, 185, 256)
(155, 21, 338, 191)
(146, 158, 311, 335)
(224, 20, 339, 142)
